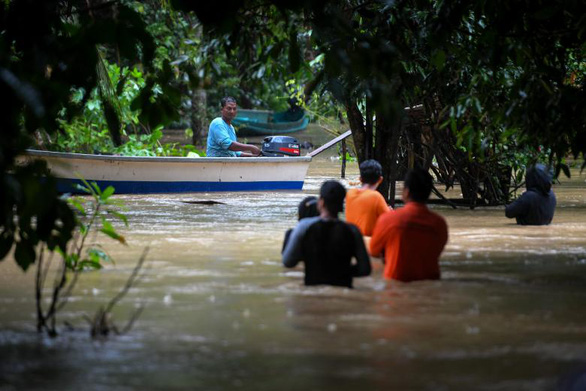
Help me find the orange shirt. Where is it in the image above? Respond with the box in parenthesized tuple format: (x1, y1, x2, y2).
(345, 188, 389, 236)
(369, 202, 448, 282)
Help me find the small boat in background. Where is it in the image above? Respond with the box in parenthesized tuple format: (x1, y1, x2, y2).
(232, 109, 309, 136)
(19, 150, 312, 194)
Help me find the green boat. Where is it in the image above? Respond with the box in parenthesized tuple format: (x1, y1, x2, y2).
(232, 109, 309, 136)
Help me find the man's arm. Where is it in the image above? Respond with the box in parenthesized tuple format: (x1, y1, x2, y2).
(228, 141, 261, 156)
(505, 193, 529, 219)
(349, 224, 371, 277)
(282, 217, 317, 267)
(369, 213, 390, 257)
(375, 192, 391, 215)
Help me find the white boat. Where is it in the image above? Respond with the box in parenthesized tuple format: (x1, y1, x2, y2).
(20, 150, 312, 194)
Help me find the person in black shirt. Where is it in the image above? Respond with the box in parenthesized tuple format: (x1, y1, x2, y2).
(505, 163, 556, 225)
(282, 180, 371, 288)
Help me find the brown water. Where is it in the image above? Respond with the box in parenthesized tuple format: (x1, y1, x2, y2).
(2, 160, 586, 391)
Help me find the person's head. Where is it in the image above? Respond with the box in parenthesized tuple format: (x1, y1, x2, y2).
(525, 163, 552, 195)
(220, 96, 237, 122)
(318, 180, 346, 217)
(297, 196, 319, 220)
(403, 168, 433, 203)
(359, 159, 383, 186)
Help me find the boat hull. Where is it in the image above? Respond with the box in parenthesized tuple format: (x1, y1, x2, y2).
(20, 150, 312, 194)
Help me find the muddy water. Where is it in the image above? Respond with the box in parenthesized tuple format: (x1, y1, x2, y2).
(2, 160, 586, 391)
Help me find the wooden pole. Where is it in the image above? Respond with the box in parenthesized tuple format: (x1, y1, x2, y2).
(341, 139, 347, 178)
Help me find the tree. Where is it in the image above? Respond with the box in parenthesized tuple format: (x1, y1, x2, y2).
(0, 0, 181, 268)
(178, 0, 586, 205)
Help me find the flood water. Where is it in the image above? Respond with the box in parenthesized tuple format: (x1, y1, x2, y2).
(2, 159, 586, 391)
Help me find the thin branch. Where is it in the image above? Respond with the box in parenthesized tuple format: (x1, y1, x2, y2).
(35, 245, 45, 332)
(118, 305, 145, 335)
(104, 247, 149, 314)
(55, 270, 81, 312)
(431, 184, 458, 209)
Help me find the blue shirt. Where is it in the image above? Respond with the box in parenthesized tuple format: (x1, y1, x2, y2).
(206, 118, 241, 157)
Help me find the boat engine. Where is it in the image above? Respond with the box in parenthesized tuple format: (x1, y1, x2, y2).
(261, 136, 301, 157)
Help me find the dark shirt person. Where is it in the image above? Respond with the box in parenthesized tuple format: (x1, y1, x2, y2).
(370, 168, 448, 282)
(505, 163, 556, 225)
(206, 97, 261, 157)
(282, 181, 371, 288)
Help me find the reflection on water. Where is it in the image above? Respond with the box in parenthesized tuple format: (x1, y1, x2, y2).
(2, 159, 586, 391)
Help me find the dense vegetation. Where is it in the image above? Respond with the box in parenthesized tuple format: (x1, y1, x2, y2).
(1, 0, 585, 274)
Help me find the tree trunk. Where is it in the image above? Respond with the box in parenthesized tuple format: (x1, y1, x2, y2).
(365, 98, 373, 159)
(303, 70, 324, 104)
(344, 99, 366, 163)
(190, 88, 207, 146)
(374, 112, 402, 206)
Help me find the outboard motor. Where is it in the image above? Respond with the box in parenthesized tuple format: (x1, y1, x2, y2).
(261, 136, 301, 157)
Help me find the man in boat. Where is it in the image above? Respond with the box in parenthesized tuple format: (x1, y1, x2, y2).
(345, 159, 391, 237)
(206, 97, 261, 157)
(369, 168, 448, 282)
(282, 180, 371, 288)
(505, 163, 556, 225)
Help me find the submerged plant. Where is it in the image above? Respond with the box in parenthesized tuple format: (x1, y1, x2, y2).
(35, 179, 146, 338)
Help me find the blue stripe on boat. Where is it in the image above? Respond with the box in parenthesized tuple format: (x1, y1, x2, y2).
(56, 179, 304, 194)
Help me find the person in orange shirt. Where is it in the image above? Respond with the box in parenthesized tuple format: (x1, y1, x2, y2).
(345, 159, 390, 236)
(369, 168, 448, 282)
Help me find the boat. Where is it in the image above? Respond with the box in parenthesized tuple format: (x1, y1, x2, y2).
(232, 109, 309, 136)
(19, 150, 312, 194)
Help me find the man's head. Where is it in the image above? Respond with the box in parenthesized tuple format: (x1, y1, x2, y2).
(220, 96, 237, 123)
(403, 168, 433, 203)
(359, 159, 383, 186)
(319, 180, 346, 217)
(298, 196, 319, 220)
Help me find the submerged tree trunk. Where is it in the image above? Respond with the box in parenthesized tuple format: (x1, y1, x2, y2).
(344, 95, 514, 208)
(375, 113, 402, 206)
(343, 97, 402, 205)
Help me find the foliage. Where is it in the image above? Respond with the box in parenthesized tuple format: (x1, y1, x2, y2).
(0, 159, 76, 271)
(0, 0, 189, 270)
(36, 178, 128, 337)
(187, 1, 318, 113)
(131, 1, 208, 140)
(183, 0, 585, 205)
(50, 62, 204, 156)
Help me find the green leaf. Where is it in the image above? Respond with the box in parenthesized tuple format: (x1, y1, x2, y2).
(65, 253, 80, 269)
(554, 163, 570, 178)
(560, 163, 571, 178)
(75, 176, 96, 195)
(100, 220, 127, 245)
(107, 210, 129, 226)
(73, 183, 92, 194)
(69, 198, 87, 215)
(14, 240, 36, 271)
(77, 260, 103, 270)
(0, 232, 14, 260)
(100, 186, 115, 201)
(88, 247, 113, 264)
(431, 50, 446, 71)
(288, 31, 300, 73)
(90, 181, 102, 196)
